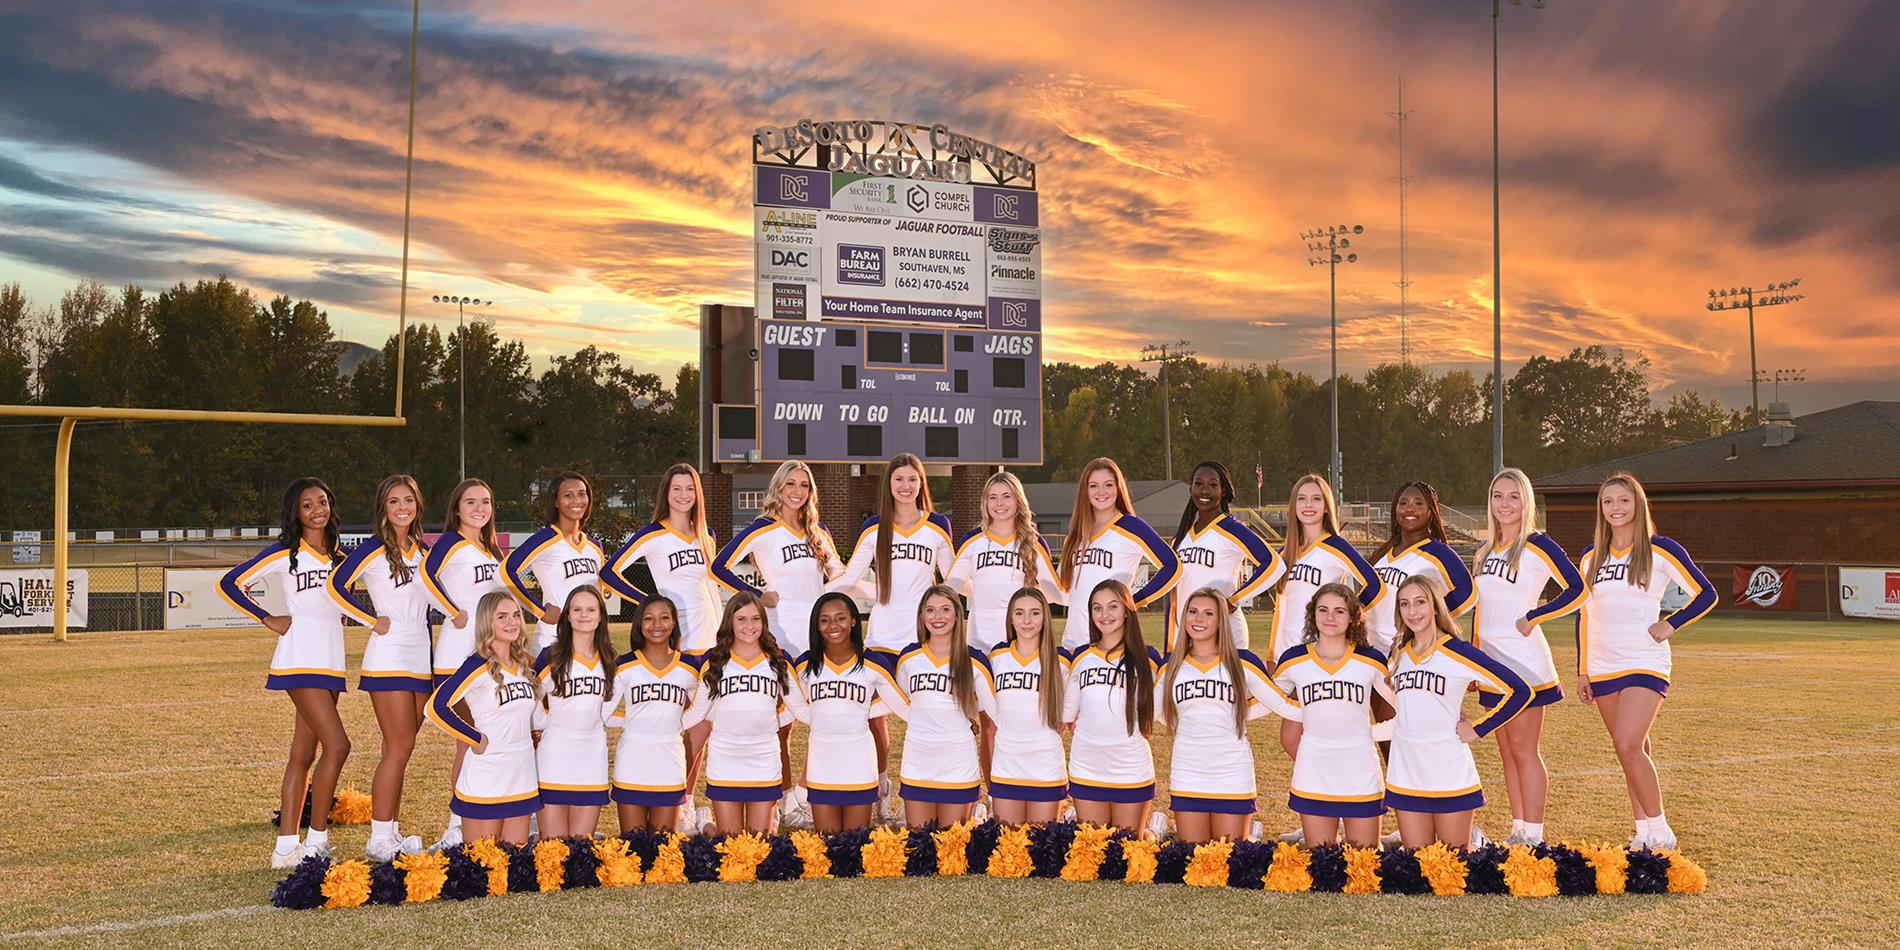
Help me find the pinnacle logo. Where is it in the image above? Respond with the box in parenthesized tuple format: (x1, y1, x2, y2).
(779, 174, 810, 202)
(906, 184, 929, 213)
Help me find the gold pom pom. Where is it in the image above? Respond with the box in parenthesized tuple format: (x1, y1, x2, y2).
(328, 788, 373, 826)
(321, 859, 371, 909)
(1120, 838, 1159, 884)
(790, 830, 831, 879)
(1184, 839, 1234, 888)
(717, 832, 772, 883)
(986, 826, 1034, 879)
(1342, 845, 1382, 895)
(1502, 843, 1559, 898)
(862, 826, 910, 879)
(534, 838, 571, 892)
(1264, 842, 1313, 893)
(394, 850, 447, 903)
(1414, 842, 1468, 896)
(934, 820, 973, 877)
(1659, 849, 1708, 894)
(594, 836, 644, 888)
(1059, 824, 1115, 882)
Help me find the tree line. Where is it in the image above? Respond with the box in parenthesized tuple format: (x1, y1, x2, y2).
(0, 278, 1744, 533)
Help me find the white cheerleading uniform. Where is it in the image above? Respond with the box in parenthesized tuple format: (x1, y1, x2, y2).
(827, 513, 956, 654)
(788, 651, 910, 806)
(945, 530, 1066, 651)
(328, 538, 433, 692)
(1269, 534, 1382, 660)
(1577, 535, 1715, 697)
(607, 650, 703, 807)
(1471, 533, 1587, 709)
(603, 522, 722, 654)
(532, 650, 615, 807)
(986, 643, 1071, 802)
(1170, 514, 1286, 651)
(1365, 538, 1474, 654)
(1273, 643, 1395, 818)
(683, 650, 803, 803)
(1384, 635, 1532, 813)
(1064, 643, 1165, 803)
(427, 655, 541, 819)
(893, 643, 994, 804)
(220, 541, 346, 692)
(1059, 514, 1182, 650)
(1161, 650, 1299, 815)
(421, 533, 505, 681)
(503, 525, 606, 652)
(712, 516, 837, 644)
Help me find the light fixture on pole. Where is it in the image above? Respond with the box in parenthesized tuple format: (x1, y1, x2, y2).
(1705, 279, 1803, 426)
(1140, 340, 1195, 482)
(430, 294, 492, 482)
(1756, 367, 1805, 404)
(1492, 0, 1545, 478)
(1300, 224, 1363, 502)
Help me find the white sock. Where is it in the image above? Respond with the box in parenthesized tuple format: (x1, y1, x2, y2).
(447, 812, 463, 831)
(1634, 818, 1648, 839)
(303, 828, 329, 849)
(275, 834, 301, 854)
(1510, 819, 1525, 837)
(1522, 822, 1544, 842)
(1645, 814, 1672, 840)
(371, 819, 397, 840)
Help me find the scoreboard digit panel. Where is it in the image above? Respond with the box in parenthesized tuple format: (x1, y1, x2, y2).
(758, 317, 1041, 465)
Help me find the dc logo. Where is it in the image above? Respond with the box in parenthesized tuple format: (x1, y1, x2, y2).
(1001, 302, 1028, 327)
(992, 194, 1019, 220)
(907, 185, 928, 213)
(779, 174, 809, 202)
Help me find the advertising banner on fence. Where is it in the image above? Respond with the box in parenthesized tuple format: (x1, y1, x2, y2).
(165, 567, 283, 630)
(1732, 564, 1797, 610)
(1839, 567, 1900, 621)
(0, 568, 87, 628)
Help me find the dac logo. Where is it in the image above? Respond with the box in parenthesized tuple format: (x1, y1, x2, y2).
(771, 250, 809, 268)
(991, 194, 1019, 221)
(779, 174, 810, 202)
(906, 185, 929, 214)
(1001, 301, 1029, 328)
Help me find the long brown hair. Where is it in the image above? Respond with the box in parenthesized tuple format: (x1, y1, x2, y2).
(474, 590, 535, 684)
(1004, 586, 1064, 731)
(917, 584, 979, 719)
(545, 585, 616, 702)
(1371, 480, 1449, 562)
(1278, 474, 1341, 590)
(1301, 581, 1369, 649)
(1061, 458, 1135, 588)
(651, 463, 714, 564)
(1160, 587, 1250, 738)
(444, 478, 500, 558)
(1391, 575, 1462, 655)
(703, 591, 791, 699)
(1588, 471, 1655, 590)
(984, 471, 1044, 591)
(874, 453, 934, 603)
(1087, 579, 1154, 735)
(372, 474, 428, 585)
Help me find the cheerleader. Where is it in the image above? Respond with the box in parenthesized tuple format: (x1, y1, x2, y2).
(221, 477, 350, 868)
(788, 592, 911, 833)
(945, 471, 1065, 651)
(1385, 576, 1532, 849)
(983, 587, 1069, 824)
(1159, 588, 1300, 844)
(1270, 474, 1381, 760)
(1365, 481, 1474, 655)
(1471, 467, 1587, 845)
(504, 471, 605, 652)
(603, 463, 722, 653)
(419, 478, 505, 849)
(426, 591, 540, 846)
(1272, 583, 1395, 848)
(1169, 461, 1284, 651)
(609, 595, 704, 834)
(532, 585, 616, 839)
(893, 585, 995, 828)
(1064, 579, 1163, 835)
(828, 454, 955, 653)
(326, 474, 431, 862)
(683, 591, 804, 836)
(1057, 458, 1181, 650)
(1577, 472, 1714, 850)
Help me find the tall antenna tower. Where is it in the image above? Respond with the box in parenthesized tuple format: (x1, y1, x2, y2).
(1387, 75, 1413, 366)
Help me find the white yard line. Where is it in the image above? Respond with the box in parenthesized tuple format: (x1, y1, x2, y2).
(0, 906, 277, 941)
(0, 760, 279, 786)
(1550, 745, 1900, 778)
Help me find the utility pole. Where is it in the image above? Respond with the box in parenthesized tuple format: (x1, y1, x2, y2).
(1706, 280, 1804, 426)
(1141, 340, 1195, 481)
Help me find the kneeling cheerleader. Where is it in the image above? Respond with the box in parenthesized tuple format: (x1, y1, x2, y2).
(984, 587, 1070, 824)
(789, 592, 911, 833)
(1065, 579, 1163, 836)
(684, 591, 803, 835)
(893, 585, 995, 828)
(533, 585, 617, 839)
(609, 596, 704, 834)
(427, 591, 540, 845)
(1272, 582, 1395, 848)
(1384, 575, 1531, 848)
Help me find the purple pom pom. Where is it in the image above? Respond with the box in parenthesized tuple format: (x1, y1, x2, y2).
(756, 835, 804, 881)
(680, 833, 723, 883)
(1463, 843, 1510, 895)
(1153, 840, 1193, 885)
(826, 827, 872, 878)
(439, 845, 488, 901)
(965, 818, 1001, 875)
(1227, 839, 1274, 890)
(1097, 829, 1134, 882)
(619, 829, 665, 867)
(269, 853, 331, 910)
(1626, 847, 1670, 894)
(1544, 843, 1596, 896)
(1308, 844, 1347, 892)
(1027, 821, 1077, 878)
(1378, 847, 1430, 895)
(500, 842, 538, 893)
(368, 860, 406, 905)
(904, 826, 936, 877)
(561, 835, 602, 889)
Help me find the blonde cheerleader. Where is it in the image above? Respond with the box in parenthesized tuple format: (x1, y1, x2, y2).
(945, 471, 1065, 651)
(427, 591, 540, 845)
(418, 478, 505, 849)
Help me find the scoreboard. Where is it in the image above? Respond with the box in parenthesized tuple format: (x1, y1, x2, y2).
(757, 317, 1042, 465)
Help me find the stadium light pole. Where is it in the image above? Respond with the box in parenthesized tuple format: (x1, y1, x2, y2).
(1759, 367, 1806, 404)
(1492, 0, 1545, 478)
(1140, 340, 1195, 481)
(1706, 279, 1803, 426)
(431, 294, 492, 481)
(1301, 225, 1363, 502)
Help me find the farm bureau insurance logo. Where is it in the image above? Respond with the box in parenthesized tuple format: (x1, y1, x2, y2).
(1742, 565, 1786, 607)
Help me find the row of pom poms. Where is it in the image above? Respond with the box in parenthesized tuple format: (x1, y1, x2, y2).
(273, 820, 1706, 908)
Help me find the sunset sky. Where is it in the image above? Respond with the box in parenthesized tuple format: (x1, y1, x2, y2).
(1, 0, 1894, 412)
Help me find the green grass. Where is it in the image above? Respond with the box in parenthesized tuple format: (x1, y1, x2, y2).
(2, 614, 1896, 948)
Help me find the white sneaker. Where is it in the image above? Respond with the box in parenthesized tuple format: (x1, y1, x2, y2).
(1628, 833, 1650, 851)
(271, 844, 307, 869)
(1469, 825, 1492, 849)
(1379, 830, 1404, 848)
(1145, 811, 1170, 840)
(301, 840, 334, 863)
(366, 833, 400, 863)
(431, 826, 463, 851)
(397, 834, 423, 856)
(1277, 827, 1305, 845)
(1248, 820, 1264, 842)
(674, 808, 699, 837)
(779, 786, 807, 821)
(695, 806, 714, 836)
(970, 801, 990, 824)
(1057, 802, 1077, 823)
(1648, 830, 1677, 851)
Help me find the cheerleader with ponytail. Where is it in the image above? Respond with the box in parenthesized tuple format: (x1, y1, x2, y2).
(945, 471, 1065, 651)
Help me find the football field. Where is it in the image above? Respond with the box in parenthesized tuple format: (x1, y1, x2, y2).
(2, 614, 1895, 948)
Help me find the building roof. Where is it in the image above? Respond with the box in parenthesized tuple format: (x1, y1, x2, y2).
(1023, 479, 1190, 543)
(1540, 400, 1900, 493)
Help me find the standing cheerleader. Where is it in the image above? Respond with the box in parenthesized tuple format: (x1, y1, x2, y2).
(326, 474, 431, 861)
(1577, 472, 1714, 850)
(789, 592, 911, 833)
(684, 591, 804, 836)
(1170, 461, 1284, 652)
(1270, 474, 1381, 759)
(1064, 579, 1164, 835)
(221, 477, 350, 868)
(984, 587, 1070, 824)
(533, 585, 616, 839)
(1159, 588, 1301, 844)
(1470, 467, 1587, 845)
(1385, 576, 1532, 848)
(608, 596, 704, 834)
(1364, 481, 1475, 655)
(1272, 583, 1395, 848)
(828, 454, 956, 654)
(603, 463, 722, 654)
(426, 591, 540, 845)
(945, 471, 1065, 651)
(504, 471, 605, 652)
(1057, 458, 1181, 650)
(892, 585, 995, 828)
(419, 478, 505, 849)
